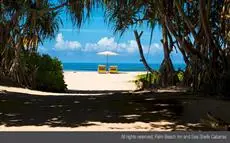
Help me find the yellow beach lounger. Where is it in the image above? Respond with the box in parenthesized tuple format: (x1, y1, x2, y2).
(109, 66, 118, 74)
(98, 65, 107, 74)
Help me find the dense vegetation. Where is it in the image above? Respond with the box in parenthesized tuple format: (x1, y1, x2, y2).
(22, 53, 67, 92)
(0, 0, 229, 94)
(104, 0, 230, 94)
(0, 51, 66, 92)
(0, 1, 65, 92)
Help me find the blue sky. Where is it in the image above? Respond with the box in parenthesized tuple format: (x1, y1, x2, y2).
(38, 7, 184, 64)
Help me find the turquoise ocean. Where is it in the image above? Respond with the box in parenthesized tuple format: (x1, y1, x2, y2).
(63, 63, 186, 71)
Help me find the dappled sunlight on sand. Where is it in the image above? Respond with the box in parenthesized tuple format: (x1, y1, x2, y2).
(0, 121, 173, 131)
(1, 87, 230, 131)
(0, 121, 205, 131)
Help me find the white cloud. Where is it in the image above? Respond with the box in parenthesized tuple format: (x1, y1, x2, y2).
(126, 40, 137, 53)
(53, 34, 162, 54)
(54, 33, 81, 50)
(82, 36, 163, 55)
(97, 37, 115, 47)
(82, 37, 138, 53)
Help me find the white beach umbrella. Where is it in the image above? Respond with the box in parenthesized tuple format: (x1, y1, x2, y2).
(97, 51, 119, 69)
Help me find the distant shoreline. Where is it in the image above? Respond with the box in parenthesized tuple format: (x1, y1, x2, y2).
(62, 63, 186, 71)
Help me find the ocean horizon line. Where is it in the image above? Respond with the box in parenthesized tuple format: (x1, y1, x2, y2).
(62, 62, 186, 64)
(62, 63, 186, 71)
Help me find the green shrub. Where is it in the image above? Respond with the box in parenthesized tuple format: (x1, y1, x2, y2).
(135, 70, 184, 89)
(35, 54, 67, 92)
(177, 71, 184, 82)
(136, 72, 160, 84)
(135, 72, 160, 89)
(21, 52, 67, 92)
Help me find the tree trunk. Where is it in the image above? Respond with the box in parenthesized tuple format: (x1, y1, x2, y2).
(134, 30, 155, 73)
(159, 22, 175, 87)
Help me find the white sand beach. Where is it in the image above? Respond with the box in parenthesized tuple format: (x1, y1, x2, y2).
(0, 71, 144, 96)
(64, 71, 144, 91)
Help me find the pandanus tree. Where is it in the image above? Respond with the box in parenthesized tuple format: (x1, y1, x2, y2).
(104, 0, 230, 93)
(0, 0, 100, 87)
(104, 0, 178, 87)
(0, 0, 62, 86)
(104, 0, 158, 74)
(168, 0, 230, 93)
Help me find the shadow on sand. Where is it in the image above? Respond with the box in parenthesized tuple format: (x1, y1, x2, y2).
(0, 90, 230, 131)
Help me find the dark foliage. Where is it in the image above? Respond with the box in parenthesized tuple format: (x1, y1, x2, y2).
(21, 53, 67, 92)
